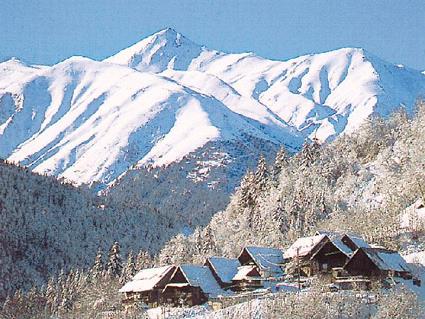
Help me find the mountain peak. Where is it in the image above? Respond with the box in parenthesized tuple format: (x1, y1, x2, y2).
(145, 27, 194, 49)
(104, 28, 205, 72)
(0, 57, 27, 67)
(155, 27, 179, 37)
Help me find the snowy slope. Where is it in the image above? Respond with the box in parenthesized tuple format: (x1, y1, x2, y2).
(108, 28, 425, 142)
(1, 28, 425, 188)
(0, 56, 301, 186)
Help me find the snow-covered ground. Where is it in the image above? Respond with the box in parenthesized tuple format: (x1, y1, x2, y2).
(1, 28, 425, 188)
(405, 251, 425, 265)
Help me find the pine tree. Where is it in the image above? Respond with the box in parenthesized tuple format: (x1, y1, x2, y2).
(272, 146, 287, 180)
(192, 227, 203, 256)
(91, 248, 104, 280)
(202, 225, 216, 255)
(299, 139, 320, 168)
(121, 251, 136, 283)
(272, 198, 288, 234)
(254, 154, 269, 192)
(75, 269, 89, 294)
(135, 250, 152, 271)
(237, 171, 256, 209)
(56, 268, 66, 308)
(64, 269, 78, 308)
(106, 241, 123, 278)
(26, 286, 45, 317)
(45, 276, 57, 314)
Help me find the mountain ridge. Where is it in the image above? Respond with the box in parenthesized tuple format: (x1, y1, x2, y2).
(1, 28, 425, 189)
(106, 29, 425, 140)
(0, 54, 301, 188)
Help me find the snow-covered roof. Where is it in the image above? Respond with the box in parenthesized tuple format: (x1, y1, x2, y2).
(345, 235, 370, 249)
(206, 257, 240, 284)
(316, 231, 370, 255)
(361, 248, 411, 273)
(232, 265, 261, 281)
(316, 231, 353, 256)
(242, 246, 284, 276)
(179, 265, 225, 297)
(284, 234, 326, 259)
(330, 237, 353, 256)
(119, 265, 174, 293)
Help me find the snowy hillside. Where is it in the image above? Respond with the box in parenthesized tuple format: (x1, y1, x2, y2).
(1, 28, 425, 188)
(0, 55, 300, 187)
(107, 28, 425, 142)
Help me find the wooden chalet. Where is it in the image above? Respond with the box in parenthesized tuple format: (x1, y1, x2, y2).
(310, 239, 350, 273)
(284, 234, 329, 276)
(161, 264, 227, 307)
(284, 233, 358, 277)
(315, 231, 371, 272)
(238, 246, 285, 278)
(231, 265, 263, 291)
(344, 247, 412, 280)
(204, 257, 240, 289)
(119, 265, 175, 308)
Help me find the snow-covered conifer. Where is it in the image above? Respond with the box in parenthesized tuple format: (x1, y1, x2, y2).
(254, 154, 269, 192)
(121, 251, 136, 283)
(45, 276, 57, 314)
(135, 250, 152, 271)
(106, 242, 123, 278)
(272, 146, 287, 180)
(91, 248, 105, 280)
(237, 171, 256, 209)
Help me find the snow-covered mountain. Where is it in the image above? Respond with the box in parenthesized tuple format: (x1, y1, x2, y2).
(0, 55, 300, 187)
(1, 28, 425, 188)
(107, 28, 425, 140)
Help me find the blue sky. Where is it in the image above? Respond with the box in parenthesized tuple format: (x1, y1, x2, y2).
(1, 1, 425, 70)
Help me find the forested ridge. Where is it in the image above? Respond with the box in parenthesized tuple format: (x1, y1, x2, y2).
(158, 100, 425, 263)
(0, 160, 175, 303)
(2, 100, 425, 318)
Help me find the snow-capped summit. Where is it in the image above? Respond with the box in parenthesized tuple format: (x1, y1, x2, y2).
(106, 33, 425, 141)
(1, 29, 425, 189)
(0, 58, 44, 90)
(105, 28, 206, 73)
